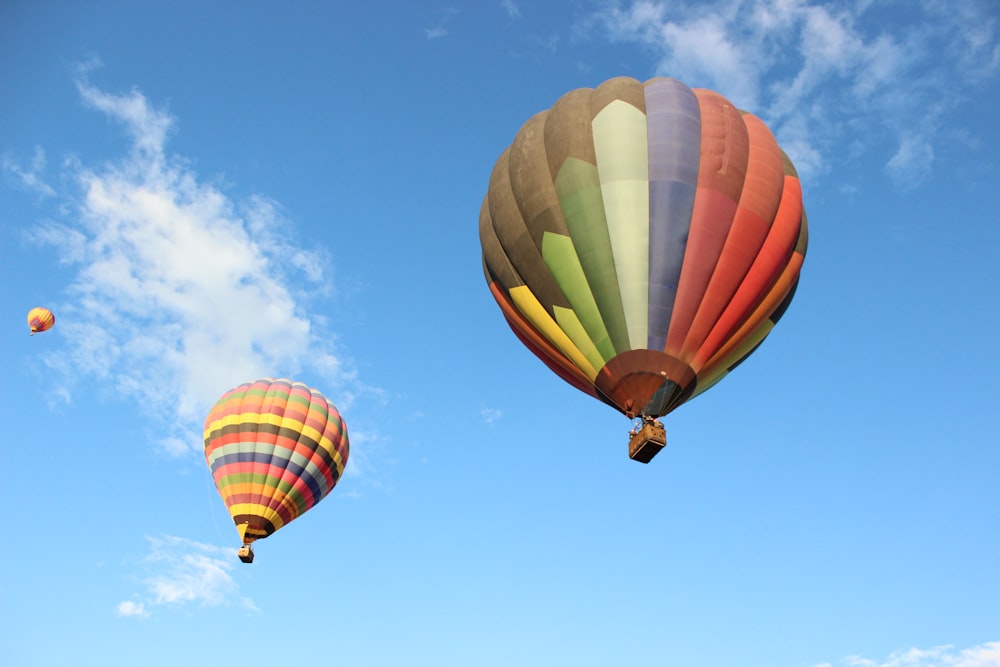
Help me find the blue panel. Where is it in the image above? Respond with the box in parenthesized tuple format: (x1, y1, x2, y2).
(644, 78, 701, 351)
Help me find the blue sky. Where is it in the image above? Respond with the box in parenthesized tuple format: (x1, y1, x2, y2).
(1, 1, 998, 665)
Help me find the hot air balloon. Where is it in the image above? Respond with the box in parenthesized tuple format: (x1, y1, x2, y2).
(204, 378, 349, 562)
(27, 307, 55, 335)
(479, 76, 808, 462)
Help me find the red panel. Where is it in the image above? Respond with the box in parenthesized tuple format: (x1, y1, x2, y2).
(680, 116, 785, 363)
(664, 188, 739, 354)
(692, 176, 803, 371)
(702, 250, 805, 374)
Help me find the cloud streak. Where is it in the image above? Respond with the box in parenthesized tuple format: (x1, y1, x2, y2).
(814, 641, 1000, 667)
(117, 535, 256, 617)
(115, 600, 150, 619)
(25, 70, 354, 457)
(592, 0, 999, 187)
(2, 145, 57, 197)
(480, 406, 503, 425)
(425, 7, 460, 39)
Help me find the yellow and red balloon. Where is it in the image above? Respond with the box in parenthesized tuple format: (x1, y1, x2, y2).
(27, 307, 55, 335)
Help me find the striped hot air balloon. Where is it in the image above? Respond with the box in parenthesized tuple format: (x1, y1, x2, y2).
(204, 378, 349, 562)
(27, 307, 55, 335)
(479, 76, 808, 461)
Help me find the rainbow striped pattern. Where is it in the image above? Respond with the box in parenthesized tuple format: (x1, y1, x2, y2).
(480, 77, 808, 419)
(204, 378, 349, 544)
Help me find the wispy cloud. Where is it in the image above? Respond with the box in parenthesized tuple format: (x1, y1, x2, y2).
(115, 600, 150, 619)
(815, 641, 1000, 667)
(502, 0, 521, 19)
(592, 0, 999, 187)
(117, 535, 257, 617)
(480, 406, 503, 425)
(425, 7, 460, 39)
(21, 68, 358, 457)
(3, 145, 57, 197)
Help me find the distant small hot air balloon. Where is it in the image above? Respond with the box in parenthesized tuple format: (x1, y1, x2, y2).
(27, 307, 55, 335)
(479, 76, 808, 462)
(203, 378, 349, 563)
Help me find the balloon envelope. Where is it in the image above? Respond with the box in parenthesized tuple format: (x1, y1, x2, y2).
(27, 307, 55, 335)
(203, 378, 349, 544)
(480, 76, 808, 419)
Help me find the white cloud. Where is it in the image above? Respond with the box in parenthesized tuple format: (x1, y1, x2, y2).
(662, 14, 761, 108)
(158, 431, 198, 458)
(136, 535, 257, 612)
(816, 642, 1000, 667)
(28, 70, 356, 457)
(885, 134, 935, 186)
(592, 0, 1000, 187)
(597, 0, 764, 108)
(76, 78, 173, 156)
(3, 145, 57, 197)
(772, 111, 824, 177)
(502, 0, 521, 19)
(751, 0, 805, 33)
(115, 600, 150, 619)
(480, 406, 503, 425)
(425, 7, 460, 39)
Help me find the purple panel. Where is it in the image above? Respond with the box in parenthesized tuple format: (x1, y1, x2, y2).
(645, 78, 701, 351)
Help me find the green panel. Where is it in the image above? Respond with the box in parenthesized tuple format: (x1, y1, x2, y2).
(592, 99, 650, 350)
(541, 231, 615, 362)
(273, 476, 306, 516)
(552, 305, 606, 372)
(218, 472, 282, 487)
(554, 157, 631, 354)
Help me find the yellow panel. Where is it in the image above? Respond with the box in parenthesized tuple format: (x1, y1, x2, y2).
(327, 444, 347, 472)
(510, 285, 599, 380)
(219, 482, 258, 498)
(227, 502, 286, 532)
(553, 306, 607, 372)
(210, 411, 325, 444)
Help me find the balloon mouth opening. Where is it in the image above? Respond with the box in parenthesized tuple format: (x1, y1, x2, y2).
(230, 515, 277, 545)
(596, 350, 696, 419)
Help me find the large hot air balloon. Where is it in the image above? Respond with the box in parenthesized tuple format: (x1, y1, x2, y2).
(27, 307, 55, 335)
(479, 76, 808, 462)
(204, 378, 349, 562)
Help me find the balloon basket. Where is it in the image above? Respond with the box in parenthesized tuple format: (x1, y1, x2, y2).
(237, 544, 254, 563)
(628, 420, 666, 463)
